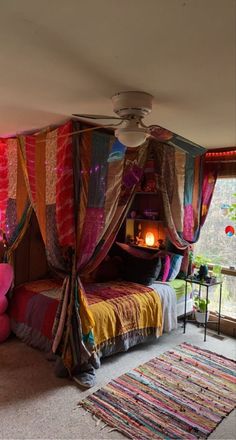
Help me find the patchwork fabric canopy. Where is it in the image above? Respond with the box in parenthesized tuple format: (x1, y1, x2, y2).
(0, 119, 215, 378)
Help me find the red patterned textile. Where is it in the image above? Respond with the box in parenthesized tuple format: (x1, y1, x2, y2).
(56, 123, 75, 247)
(25, 136, 37, 206)
(0, 141, 8, 233)
(9, 279, 162, 353)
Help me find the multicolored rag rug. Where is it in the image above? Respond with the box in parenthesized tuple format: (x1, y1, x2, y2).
(80, 343, 236, 439)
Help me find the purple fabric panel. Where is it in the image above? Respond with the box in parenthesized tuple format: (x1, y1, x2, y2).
(5, 199, 17, 239)
(78, 207, 105, 270)
(46, 204, 68, 273)
(183, 204, 194, 241)
(162, 255, 171, 282)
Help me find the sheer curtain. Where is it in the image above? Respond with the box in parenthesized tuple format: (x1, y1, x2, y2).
(152, 140, 217, 272)
(0, 137, 31, 266)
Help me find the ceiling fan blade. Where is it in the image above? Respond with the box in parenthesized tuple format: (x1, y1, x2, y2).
(71, 124, 112, 137)
(150, 126, 206, 157)
(73, 113, 122, 120)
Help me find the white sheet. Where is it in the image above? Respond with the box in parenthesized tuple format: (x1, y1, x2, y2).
(149, 281, 178, 333)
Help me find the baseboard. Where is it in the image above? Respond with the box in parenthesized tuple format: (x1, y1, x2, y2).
(207, 313, 236, 338)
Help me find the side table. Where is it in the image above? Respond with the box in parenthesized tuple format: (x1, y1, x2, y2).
(184, 277, 223, 341)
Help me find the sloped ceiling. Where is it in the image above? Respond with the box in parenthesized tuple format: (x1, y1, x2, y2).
(0, 0, 235, 148)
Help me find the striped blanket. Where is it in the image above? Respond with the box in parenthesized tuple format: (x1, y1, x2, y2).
(9, 279, 163, 355)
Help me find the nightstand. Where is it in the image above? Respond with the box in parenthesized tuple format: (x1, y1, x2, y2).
(183, 277, 223, 341)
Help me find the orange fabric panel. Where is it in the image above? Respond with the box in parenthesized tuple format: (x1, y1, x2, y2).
(35, 133, 46, 243)
(192, 156, 201, 231)
(76, 131, 92, 249)
(16, 143, 28, 221)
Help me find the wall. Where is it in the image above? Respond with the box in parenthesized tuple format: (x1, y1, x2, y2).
(13, 212, 49, 286)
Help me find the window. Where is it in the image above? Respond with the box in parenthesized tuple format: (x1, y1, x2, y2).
(194, 178, 236, 318)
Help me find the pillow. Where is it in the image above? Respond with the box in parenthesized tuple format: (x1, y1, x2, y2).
(116, 242, 158, 260)
(158, 254, 171, 282)
(168, 253, 183, 280)
(116, 242, 161, 285)
(94, 256, 123, 282)
(157, 251, 183, 281)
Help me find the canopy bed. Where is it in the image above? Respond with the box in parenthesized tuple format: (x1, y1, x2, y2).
(0, 119, 213, 387)
(7, 222, 192, 387)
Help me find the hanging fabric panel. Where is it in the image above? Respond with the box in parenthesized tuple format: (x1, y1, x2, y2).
(152, 140, 217, 273)
(0, 137, 30, 261)
(200, 164, 218, 227)
(75, 128, 148, 276)
(52, 124, 148, 374)
(152, 141, 205, 247)
(19, 121, 75, 272)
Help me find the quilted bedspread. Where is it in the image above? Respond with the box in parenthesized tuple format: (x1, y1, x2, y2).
(84, 281, 163, 349)
(9, 279, 163, 354)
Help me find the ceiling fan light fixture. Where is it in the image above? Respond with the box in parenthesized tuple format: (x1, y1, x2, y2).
(115, 127, 148, 148)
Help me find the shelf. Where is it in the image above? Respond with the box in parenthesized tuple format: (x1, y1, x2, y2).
(135, 192, 158, 195)
(127, 218, 162, 223)
(125, 183, 165, 250)
(126, 243, 160, 251)
(185, 278, 222, 287)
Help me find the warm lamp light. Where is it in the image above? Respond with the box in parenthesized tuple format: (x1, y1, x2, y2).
(145, 232, 155, 246)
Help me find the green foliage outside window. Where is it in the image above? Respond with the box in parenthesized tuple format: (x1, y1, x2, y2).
(228, 193, 236, 223)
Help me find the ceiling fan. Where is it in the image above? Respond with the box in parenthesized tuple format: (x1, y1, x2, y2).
(73, 91, 205, 157)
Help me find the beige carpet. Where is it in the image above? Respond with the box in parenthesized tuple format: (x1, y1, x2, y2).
(0, 324, 235, 440)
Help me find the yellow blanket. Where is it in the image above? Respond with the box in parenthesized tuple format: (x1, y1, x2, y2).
(84, 281, 163, 348)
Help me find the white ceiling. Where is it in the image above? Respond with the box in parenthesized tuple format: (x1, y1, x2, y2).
(0, 0, 235, 148)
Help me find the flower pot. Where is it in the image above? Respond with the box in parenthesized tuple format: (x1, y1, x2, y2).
(195, 310, 210, 324)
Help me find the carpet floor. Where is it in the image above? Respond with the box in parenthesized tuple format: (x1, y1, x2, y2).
(0, 323, 236, 439)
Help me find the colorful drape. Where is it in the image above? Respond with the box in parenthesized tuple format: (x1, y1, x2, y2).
(152, 141, 217, 272)
(52, 124, 148, 371)
(18, 121, 96, 372)
(18, 120, 148, 374)
(19, 121, 75, 272)
(0, 137, 31, 263)
(75, 126, 148, 275)
(0, 120, 220, 379)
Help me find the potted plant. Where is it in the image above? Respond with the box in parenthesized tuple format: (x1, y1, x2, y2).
(193, 296, 210, 323)
(193, 254, 210, 281)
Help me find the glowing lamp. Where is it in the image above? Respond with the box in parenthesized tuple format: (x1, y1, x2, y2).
(145, 232, 155, 247)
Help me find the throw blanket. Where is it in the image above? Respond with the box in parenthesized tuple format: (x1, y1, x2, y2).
(9, 279, 163, 354)
(84, 281, 163, 349)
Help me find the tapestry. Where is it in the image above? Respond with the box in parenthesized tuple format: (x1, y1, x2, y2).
(80, 343, 236, 439)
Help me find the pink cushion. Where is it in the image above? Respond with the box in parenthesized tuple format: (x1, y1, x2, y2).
(0, 264, 14, 297)
(0, 296, 8, 314)
(161, 255, 171, 282)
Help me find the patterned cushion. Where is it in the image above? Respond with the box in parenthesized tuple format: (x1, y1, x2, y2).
(161, 255, 171, 282)
(157, 251, 183, 281)
(167, 253, 183, 280)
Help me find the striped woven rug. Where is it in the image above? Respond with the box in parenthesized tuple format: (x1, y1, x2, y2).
(80, 343, 236, 439)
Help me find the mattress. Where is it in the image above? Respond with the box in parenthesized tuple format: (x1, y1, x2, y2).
(9, 279, 62, 352)
(9, 278, 169, 357)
